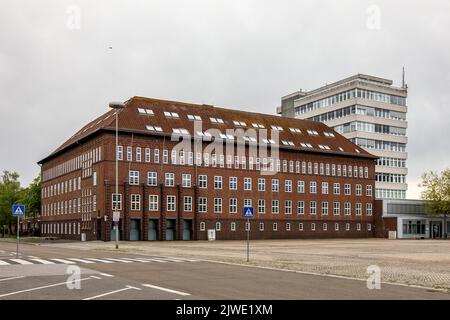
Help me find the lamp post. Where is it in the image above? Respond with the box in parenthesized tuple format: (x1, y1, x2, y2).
(109, 101, 125, 249)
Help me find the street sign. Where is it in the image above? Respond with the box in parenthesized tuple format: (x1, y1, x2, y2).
(12, 205, 25, 217)
(113, 211, 120, 222)
(243, 207, 254, 219)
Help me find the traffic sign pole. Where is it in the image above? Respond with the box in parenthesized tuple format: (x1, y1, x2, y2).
(16, 216, 19, 258)
(246, 218, 250, 262)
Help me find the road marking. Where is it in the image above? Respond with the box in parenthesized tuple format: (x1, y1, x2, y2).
(138, 258, 168, 263)
(0, 260, 11, 265)
(120, 258, 152, 263)
(102, 258, 133, 263)
(82, 285, 141, 300)
(156, 258, 184, 263)
(142, 284, 191, 296)
(100, 273, 114, 278)
(164, 256, 198, 262)
(84, 258, 115, 264)
(30, 258, 56, 265)
(90, 276, 101, 279)
(9, 259, 33, 265)
(28, 256, 39, 259)
(50, 258, 76, 264)
(0, 276, 25, 282)
(68, 258, 95, 264)
(0, 277, 94, 298)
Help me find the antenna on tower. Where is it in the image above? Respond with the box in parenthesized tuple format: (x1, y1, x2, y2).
(402, 67, 406, 89)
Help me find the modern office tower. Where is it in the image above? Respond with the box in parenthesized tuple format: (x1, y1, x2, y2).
(278, 73, 408, 199)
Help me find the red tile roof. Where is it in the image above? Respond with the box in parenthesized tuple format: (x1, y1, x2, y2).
(39, 96, 376, 164)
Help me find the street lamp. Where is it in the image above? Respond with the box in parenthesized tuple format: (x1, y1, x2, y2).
(109, 101, 125, 249)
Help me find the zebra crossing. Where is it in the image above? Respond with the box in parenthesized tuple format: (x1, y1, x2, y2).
(0, 256, 198, 266)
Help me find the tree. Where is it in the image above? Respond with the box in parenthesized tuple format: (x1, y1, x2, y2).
(0, 171, 22, 236)
(20, 174, 41, 235)
(419, 168, 450, 239)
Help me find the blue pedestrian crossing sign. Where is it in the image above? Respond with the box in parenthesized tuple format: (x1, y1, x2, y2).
(12, 205, 25, 217)
(243, 207, 254, 219)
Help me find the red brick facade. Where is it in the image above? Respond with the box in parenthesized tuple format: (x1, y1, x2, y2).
(38, 97, 378, 241)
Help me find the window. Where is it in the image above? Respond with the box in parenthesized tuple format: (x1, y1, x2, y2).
(165, 173, 175, 187)
(214, 198, 222, 213)
(285, 200, 292, 215)
(356, 184, 362, 196)
(171, 150, 177, 165)
(285, 180, 292, 192)
(129, 171, 139, 185)
(310, 181, 317, 194)
(198, 175, 207, 188)
(231, 222, 236, 231)
(366, 203, 373, 216)
(93, 171, 97, 186)
(344, 184, 351, 195)
(322, 202, 328, 215)
(368, 223, 372, 231)
(333, 183, 340, 195)
(273, 223, 278, 231)
(229, 198, 237, 213)
(164, 111, 179, 118)
(200, 222, 206, 231)
(297, 201, 305, 215)
(198, 197, 207, 213)
(272, 200, 279, 214)
(229, 177, 237, 190)
(149, 195, 158, 211)
(146, 125, 163, 132)
(127, 147, 132, 161)
(259, 222, 264, 231)
(323, 223, 328, 231)
(298, 181, 305, 193)
(215, 222, 221, 231)
(213, 176, 222, 190)
(321, 182, 328, 194)
(299, 223, 304, 231)
(187, 114, 202, 121)
(136, 147, 142, 162)
(258, 178, 265, 191)
(184, 196, 192, 212)
(154, 149, 160, 163)
(182, 174, 191, 188)
(244, 199, 252, 208)
(334, 223, 339, 231)
(147, 172, 157, 186)
(272, 179, 279, 192)
(145, 148, 151, 162)
(357, 223, 361, 231)
(356, 203, 362, 216)
(366, 185, 373, 197)
(210, 117, 224, 124)
(112, 193, 122, 211)
(233, 120, 246, 126)
(286, 223, 291, 231)
(310, 201, 317, 215)
(131, 194, 141, 211)
(365, 167, 369, 178)
(117, 145, 123, 160)
(289, 127, 302, 133)
(258, 199, 265, 214)
(346, 223, 350, 231)
(167, 196, 176, 211)
(244, 178, 252, 191)
(163, 150, 169, 164)
(333, 202, 340, 215)
(344, 202, 351, 215)
(311, 223, 316, 231)
(252, 123, 265, 129)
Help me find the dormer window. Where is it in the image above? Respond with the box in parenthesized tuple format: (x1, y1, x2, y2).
(307, 129, 319, 136)
(187, 114, 202, 121)
(300, 142, 313, 148)
(289, 128, 302, 133)
(164, 111, 179, 118)
(138, 108, 154, 115)
(281, 140, 295, 146)
(210, 117, 224, 124)
(172, 128, 190, 135)
(324, 132, 335, 138)
(318, 144, 331, 150)
(252, 123, 265, 129)
(233, 120, 247, 127)
(146, 125, 163, 132)
(271, 125, 283, 131)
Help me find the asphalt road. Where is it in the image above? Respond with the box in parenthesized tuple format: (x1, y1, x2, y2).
(0, 241, 449, 300)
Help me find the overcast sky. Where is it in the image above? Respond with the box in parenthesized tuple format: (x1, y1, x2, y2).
(1, 0, 449, 198)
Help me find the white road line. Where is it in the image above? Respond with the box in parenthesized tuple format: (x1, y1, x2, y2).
(120, 258, 151, 263)
(85, 258, 114, 264)
(0, 277, 93, 298)
(9, 259, 33, 265)
(90, 276, 101, 279)
(28, 256, 39, 259)
(50, 258, 76, 264)
(82, 285, 141, 300)
(103, 258, 133, 263)
(100, 273, 115, 278)
(67, 258, 95, 264)
(142, 284, 191, 296)
(156, 258, 184, 263)
(138, 258, 168, 263)
(164, 256, 198, 262)
(30, 258, 56, 265)
(0, 276, 25, 282)
(0, 260, 11, 265)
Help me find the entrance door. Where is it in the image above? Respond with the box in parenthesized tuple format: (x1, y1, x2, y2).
(96, 219, 102, 240)
(166, 219, 175, 240)
(130, 219, 140, 241)
(110, 224, 121, 241)
(430, 222, 442, 239)
(182, 220, 192, 240)
(148, 219, 158, 240)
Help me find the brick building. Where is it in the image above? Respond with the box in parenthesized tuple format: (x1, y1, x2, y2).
(38, 96, 377, 241)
